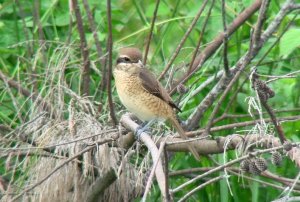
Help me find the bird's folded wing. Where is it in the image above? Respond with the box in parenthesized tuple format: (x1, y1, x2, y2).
(139, 68, 181, 112)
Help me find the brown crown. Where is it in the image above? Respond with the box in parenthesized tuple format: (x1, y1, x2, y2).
(119, 47, 143, 63)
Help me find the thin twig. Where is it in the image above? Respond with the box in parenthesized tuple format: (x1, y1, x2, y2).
(186, 115, 300, 137)
(71, 0, 91, 96)
(188, 0, 215, 73)
(178, 175, 224, 202)
(187, 0, 294, 129)
(106, 0, 117, 125)
(165, 135, 209, 146)
(158, 0, 209, 80)
(251, 0, 270, 54)
(261, 99, 287, 143)
(221, 0, 230, 76)
(143, 0, 160, 65)
(172, 144, 287, 193)
(82, 0, 107, 100)
(1, 129, 118, 151)
(169, 0, 263, 94)
(203, 0, 270, 135)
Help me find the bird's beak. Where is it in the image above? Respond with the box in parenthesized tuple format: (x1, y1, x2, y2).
(138, 60, 144, 67)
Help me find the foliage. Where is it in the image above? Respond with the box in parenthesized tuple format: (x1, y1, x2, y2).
(0, 0, 300, 201)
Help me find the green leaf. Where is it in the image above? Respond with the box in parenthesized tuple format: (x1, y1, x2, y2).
(280, 28, 300, 57)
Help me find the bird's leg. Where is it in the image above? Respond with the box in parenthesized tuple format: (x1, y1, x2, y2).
(135, 120, 155, 138)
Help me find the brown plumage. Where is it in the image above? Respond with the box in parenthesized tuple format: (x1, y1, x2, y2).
(113, 47, 200, 160)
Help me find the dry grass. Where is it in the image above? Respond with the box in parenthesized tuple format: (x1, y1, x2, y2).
(0, 42, 148, 202)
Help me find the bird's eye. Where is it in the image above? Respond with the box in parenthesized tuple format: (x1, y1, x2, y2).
(124, 57, 130, 62)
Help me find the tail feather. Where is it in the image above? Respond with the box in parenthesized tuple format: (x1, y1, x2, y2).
(170, 117, 201, 161)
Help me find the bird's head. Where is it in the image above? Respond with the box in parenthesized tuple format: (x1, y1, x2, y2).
(116, 47, 143, 65)
(115, 47, 143, 74)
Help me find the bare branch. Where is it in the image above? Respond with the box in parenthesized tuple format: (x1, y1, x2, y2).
(221, 0, 229, 76)
(169, 0, 263, 94)
(106, 0, 117, 125)
(143, 0, 160, 65)
(120, 113, 167, 200)
(71, 0, 91, 96)
(187, 0, 295, 130)
(188, 0, 215, 73)
(158, 0, 209, 80)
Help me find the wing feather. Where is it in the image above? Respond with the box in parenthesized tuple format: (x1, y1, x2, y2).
(139, 68, 181, 112)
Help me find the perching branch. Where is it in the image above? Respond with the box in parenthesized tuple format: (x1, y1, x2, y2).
(120, 113, 167, 200)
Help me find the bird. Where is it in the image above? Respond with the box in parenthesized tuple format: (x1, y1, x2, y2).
(113, 47, 200, 160)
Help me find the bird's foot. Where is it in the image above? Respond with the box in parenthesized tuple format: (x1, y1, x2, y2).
(134, 121, 151, 139)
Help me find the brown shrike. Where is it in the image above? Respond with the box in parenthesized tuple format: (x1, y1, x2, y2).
(113, 47, 200, 160)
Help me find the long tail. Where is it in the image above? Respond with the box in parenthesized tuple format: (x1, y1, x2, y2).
(170, 117, 201, 161)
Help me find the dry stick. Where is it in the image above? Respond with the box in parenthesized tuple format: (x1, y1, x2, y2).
(228, 170, 300, 194)
(82, 0, 107, 100)
(169, 0, 263, 95)
(251, 0, 270, 54)
(72, 0, 91, 96)
(86, 168, 117, 202)
(120, 114, 167, 200)
(142, 141, 166, 202)
(164, 145, 172, 202)
(106, 0, 117, 126)
(10, 138, 115, 201)
(158, 0, 209, 80)
(143, 0, 160, 65)
(172, 144, 286, 194)
(0, 71, 57, 119)
(178, 176, 224, 202)
(169, 166, 300, 190)
(221, 0, 230, 76)
(186, 115, 300, 137)
(286, 171, 300, 198)
(213, 107, 300, 124)
(187, 0, 294, 130)
(260, 100, 287, 143)
(82, 0, 105, 68)
(267, 69, 300, 83)
(187, 0, 215, 73)
(1, 129, 118, 152)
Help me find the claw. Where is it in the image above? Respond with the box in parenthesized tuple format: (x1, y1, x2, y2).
(134, 120, 154, 139)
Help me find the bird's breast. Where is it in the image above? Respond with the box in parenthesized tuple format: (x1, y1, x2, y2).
(114, 70, 172, 122)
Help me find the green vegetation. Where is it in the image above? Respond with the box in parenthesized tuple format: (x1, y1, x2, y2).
(0, 0, 300, 201)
